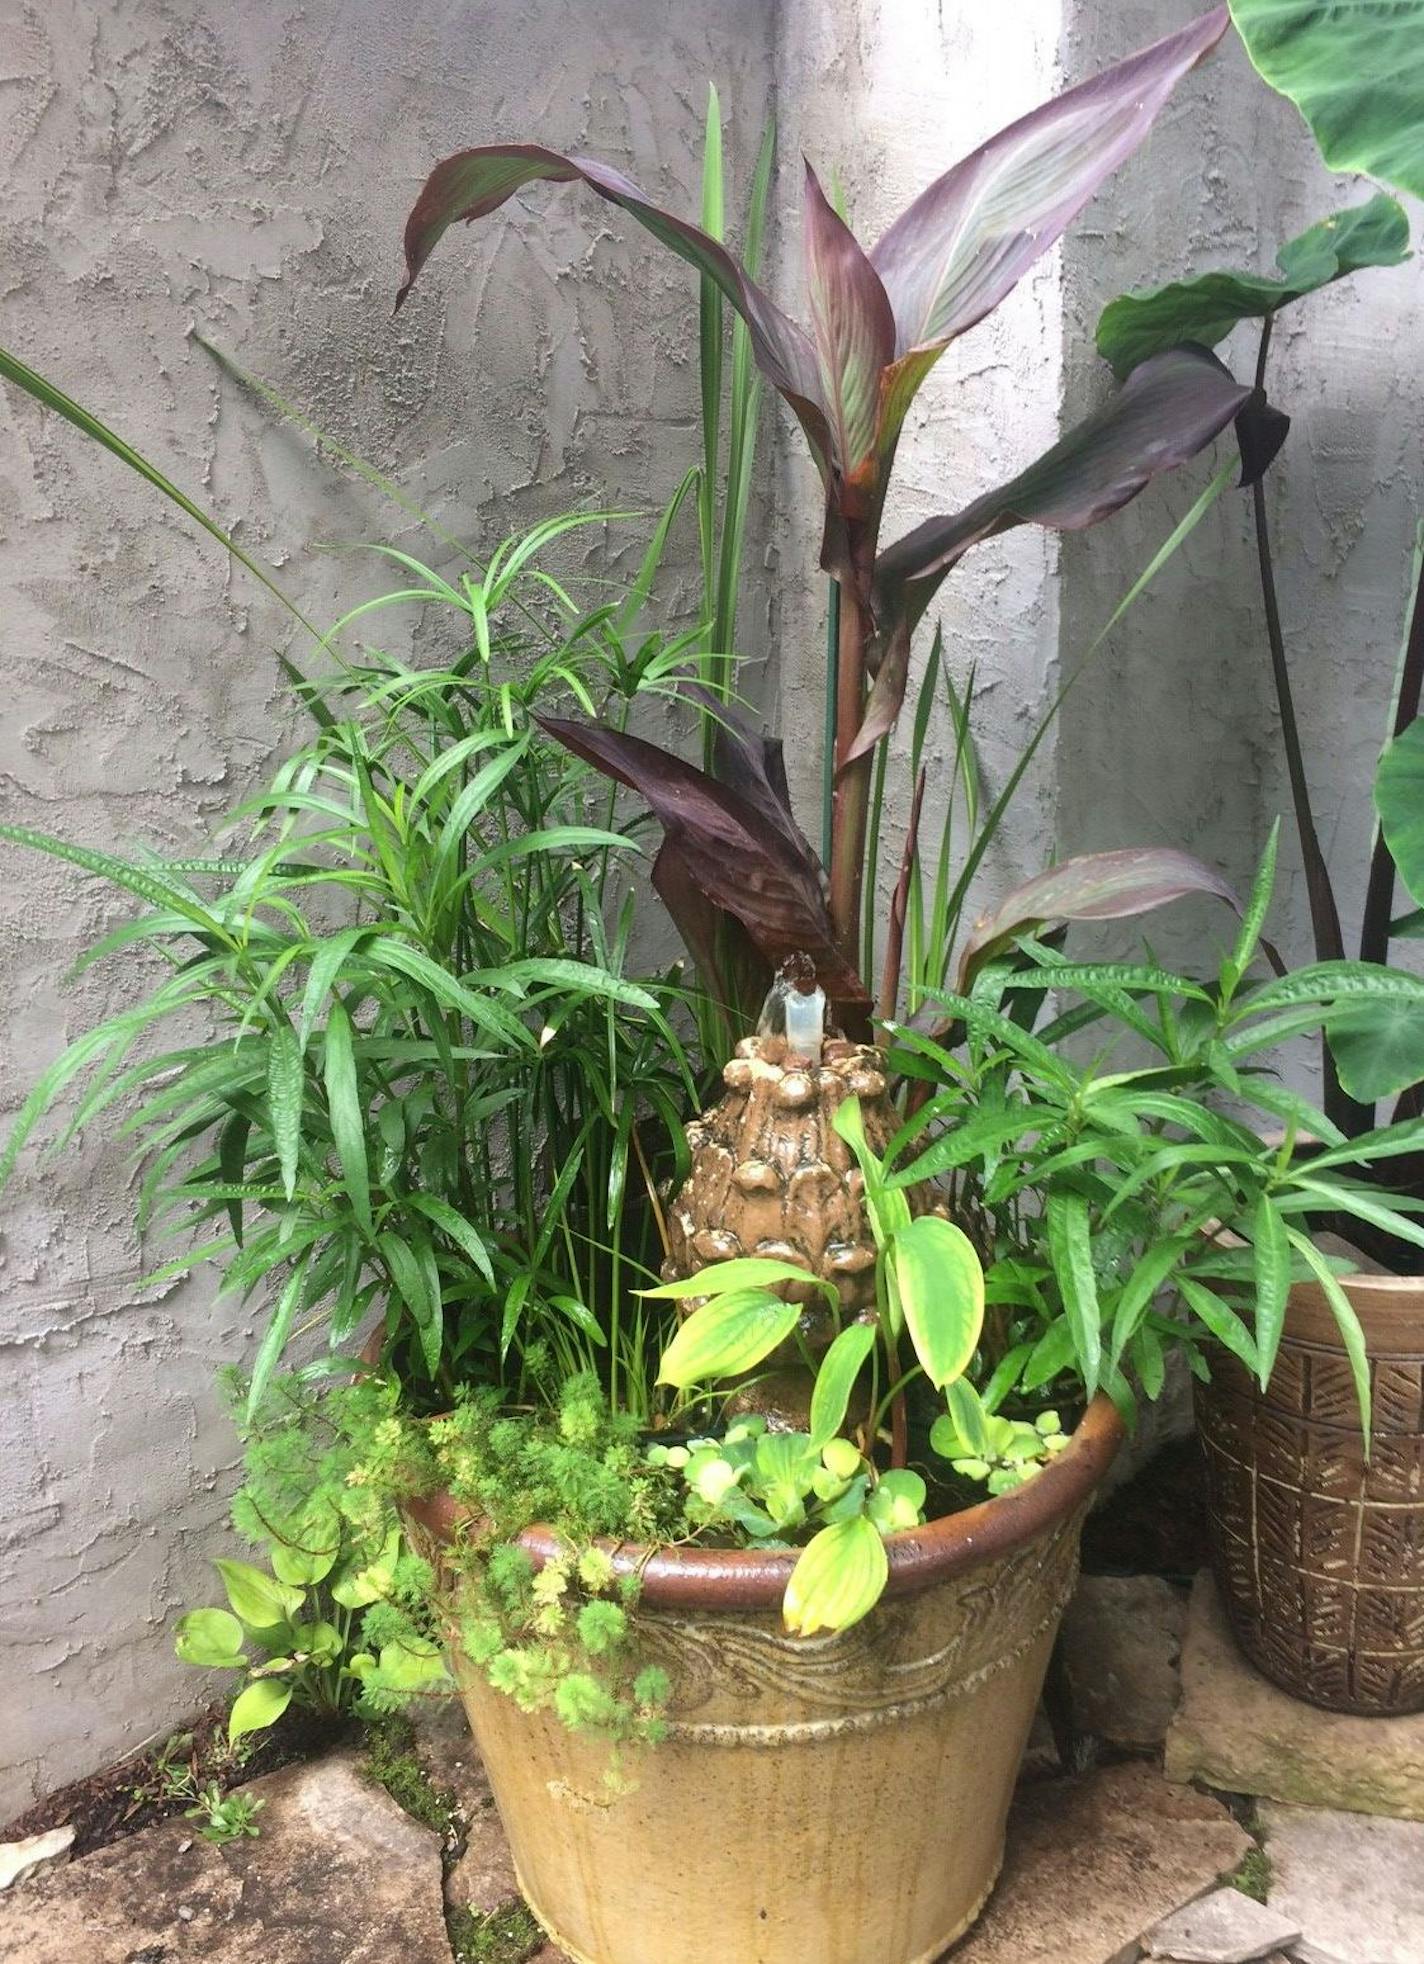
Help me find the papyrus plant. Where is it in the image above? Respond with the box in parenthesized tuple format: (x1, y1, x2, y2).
(397, 8, 1271, 1026)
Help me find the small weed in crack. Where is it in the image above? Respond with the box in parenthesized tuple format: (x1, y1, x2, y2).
(447, 1901, 545, 1963)
(361, 1717, 462, 1844)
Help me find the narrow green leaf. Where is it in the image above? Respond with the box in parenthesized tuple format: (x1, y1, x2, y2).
(403, 1193, 495, 1288)
(246, 1256, 311, 1422)
(809, 1322, 876, 1450)
(266, 1020, 304, 1202)
(1287, 1228, 1373, 1449)
(379, 1230, 444, 1377)
(1178, 1276, 1261, 1376)
(322, 1000, 371, 1238)
(1046, 1191, 1101, 1397)
(1250, 1195, 1292, 1388)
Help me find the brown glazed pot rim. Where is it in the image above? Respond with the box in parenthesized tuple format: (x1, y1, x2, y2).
(400, 1390, 1124, 1612)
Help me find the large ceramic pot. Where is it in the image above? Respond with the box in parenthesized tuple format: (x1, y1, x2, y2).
(1196, 1270, 1424, 1715)
(406, 1396, 1122, 1964)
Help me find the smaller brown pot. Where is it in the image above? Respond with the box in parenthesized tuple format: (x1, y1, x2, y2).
(1196, 1269, 1424, 1715)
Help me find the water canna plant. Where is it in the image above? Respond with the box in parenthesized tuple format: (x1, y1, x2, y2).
(395, 8, 1281, 1026)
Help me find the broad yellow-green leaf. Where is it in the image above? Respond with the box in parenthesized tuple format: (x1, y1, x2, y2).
(175, 1607, 246, 1669)
(783, 1514, 889, 1636)
(228, 1676, 292, 1744)
(215, 1558, 304, 1632)
(640, 1256, 831, 1303)
(657, 1289, 802, 1389)
(889, 1213, 985, 1391)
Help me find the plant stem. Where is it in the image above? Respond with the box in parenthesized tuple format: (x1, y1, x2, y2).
(821, 582, 840, 866)
(1251, 319, 1345, 970)
(1249, 319, 1358, 1130)
(1360, 546, 1424, 965)
(828, 583, 872, 965)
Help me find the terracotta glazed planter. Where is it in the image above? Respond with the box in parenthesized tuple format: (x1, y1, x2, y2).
(1196, 1270, 1424, 1715)
(406, 1396, 1122, 1964)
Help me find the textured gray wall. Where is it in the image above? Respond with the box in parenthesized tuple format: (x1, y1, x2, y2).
(1057, 2, 1424, 988)
(0, 0, 776, 1818)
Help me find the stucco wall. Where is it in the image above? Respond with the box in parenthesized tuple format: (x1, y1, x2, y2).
(0, 0, 776, 1819)
(1056, 2, 1424, 991)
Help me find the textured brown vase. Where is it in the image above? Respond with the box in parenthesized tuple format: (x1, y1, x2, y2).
(407, 1397, 1123, 1964)
(1196, 1271, 1424, 1715)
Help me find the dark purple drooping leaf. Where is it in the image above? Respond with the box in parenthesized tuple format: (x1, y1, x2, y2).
(537, 716, 870, 1023)
(853, 345, 1255, 764)
(1234, 394, 1292, 488)
(397, 144, 835, 481)
(956, 846, 1239, 989)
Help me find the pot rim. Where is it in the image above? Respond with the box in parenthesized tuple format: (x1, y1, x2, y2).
(403, 1390, 1124, 1611)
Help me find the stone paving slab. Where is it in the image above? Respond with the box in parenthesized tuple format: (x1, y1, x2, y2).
(1060, 1574, 1188, 1751)
(0, 1751, 451, 1964)
(1258, 1801, 1424, 1964)
(1141, 1884, 1301, 1960)
(1166, 1574, 1424, 1820)
(945, 1760, 1252, 1963)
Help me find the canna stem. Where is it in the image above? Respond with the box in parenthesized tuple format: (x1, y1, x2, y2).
(828, 582, 873, 969)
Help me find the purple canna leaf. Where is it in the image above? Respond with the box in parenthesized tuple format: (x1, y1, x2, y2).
(801, 161, 897, 487)
(397, 143, 835, 482)
(956, 846, 1240, 989)
(852, 345, 1253, 763)
(536, 715, 870, 1021)
(870, 10, 1229, 362)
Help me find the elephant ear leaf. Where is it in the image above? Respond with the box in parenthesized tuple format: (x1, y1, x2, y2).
(536, 717, 869, 1023)
(1097, 195, 1411, 378)
(1375, 715, 1424, 909)
(956, 846, 1240, 989)
(857, 347, 1253, 763)
(1229, 0, 1424, 199)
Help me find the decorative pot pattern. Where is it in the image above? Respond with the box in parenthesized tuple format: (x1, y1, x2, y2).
(1196, 1273, 1424, 1715)
(408, 1396, 1124, 1964)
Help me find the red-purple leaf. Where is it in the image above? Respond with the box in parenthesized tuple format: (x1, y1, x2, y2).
(957, 846, 1239, 989)
(802, 161, 897, 481)
(850, 346, 1253, 764)
(397, 143, 835, 480)
(537, 716, 870, 1020)
(870, 10, 1228, 361)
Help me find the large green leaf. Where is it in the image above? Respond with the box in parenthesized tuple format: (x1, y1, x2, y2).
(1375, 714, 1424, 907)
(1230, 0, 1424, 198)
(657, 1289, 803, 1390)
(1097, 196, 1410, 377)
(1328, 998, 1424, 1101)
(783, 1513, 889, 1636)
(889, 1215, 985, 1391)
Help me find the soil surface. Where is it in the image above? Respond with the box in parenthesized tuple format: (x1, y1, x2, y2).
(1, 1702, 350, 1859)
